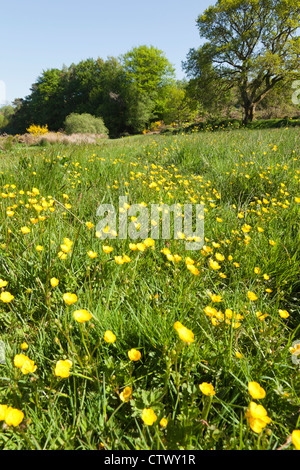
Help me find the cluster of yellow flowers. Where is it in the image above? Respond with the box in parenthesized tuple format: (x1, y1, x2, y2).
(26, 124, 48, 136)
(0, 132, 299, 446)
(245, 381, 270, 433)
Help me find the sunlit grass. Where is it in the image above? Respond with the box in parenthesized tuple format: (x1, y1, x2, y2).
(0, 127, 299, 449)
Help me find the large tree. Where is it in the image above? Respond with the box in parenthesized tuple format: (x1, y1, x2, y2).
(121, 45, 176, 121)
(184, 0, 300, 124)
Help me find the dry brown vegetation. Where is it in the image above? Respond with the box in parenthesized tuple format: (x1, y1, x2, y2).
(0, 131, 108, 149)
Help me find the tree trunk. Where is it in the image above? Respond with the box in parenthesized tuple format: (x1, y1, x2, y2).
(243, 103, 256, 125)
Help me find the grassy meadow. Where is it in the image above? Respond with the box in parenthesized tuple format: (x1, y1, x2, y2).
(0, 126, 299, 450)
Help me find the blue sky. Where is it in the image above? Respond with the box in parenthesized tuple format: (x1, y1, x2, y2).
(1, 0, 215, 104)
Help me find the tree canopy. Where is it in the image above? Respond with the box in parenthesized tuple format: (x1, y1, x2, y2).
(183, 0, 300, 123)
(5, 46, 178, 137)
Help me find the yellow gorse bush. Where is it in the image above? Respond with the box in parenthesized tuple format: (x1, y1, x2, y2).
(26, 124, 49, 136)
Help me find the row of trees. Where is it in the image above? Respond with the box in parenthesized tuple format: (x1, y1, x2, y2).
(1, 0, 300, 137)
(3, 46, 195, 137)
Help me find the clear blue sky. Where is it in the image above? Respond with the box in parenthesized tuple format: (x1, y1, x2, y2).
(1, 0, 215, 104)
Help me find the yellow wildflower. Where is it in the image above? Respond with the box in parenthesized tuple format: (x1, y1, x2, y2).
(128, 349, 141, 361)
(63, 293, 78, 305)
(292, 430, 300, 450)
(279, 309, 289, 318)
(50, 277, 59, 287)
(174, 321, 194, 343)
(247, 291, 258, 301)
(245, 402, 271, 433)
(104, 330, 116, 343)
(0, 291, 14, 303)
(248, 381, 266, 399)
(102, 245, 113, 253)
(119, 386, 132, 402)
(73, 309, 92, 323)
(141, 408, 157, 426)
(54, 359, 72, 378)
(160, 417, 168, 428)
(4, 407, 24, 427)
(199, 382, 215, 396)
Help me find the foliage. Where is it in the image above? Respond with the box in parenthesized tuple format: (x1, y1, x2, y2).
(0, 106, 14, 131)
(5, 48, 176, 138)
(184, 0, 300, 124)
(64, 113, 109, 136)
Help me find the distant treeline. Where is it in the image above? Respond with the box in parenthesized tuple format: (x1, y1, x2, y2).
(1, 0, 300, 139)
(2, 46, 197, 138)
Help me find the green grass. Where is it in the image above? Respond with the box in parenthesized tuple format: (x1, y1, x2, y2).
(0, 126, 299, 450)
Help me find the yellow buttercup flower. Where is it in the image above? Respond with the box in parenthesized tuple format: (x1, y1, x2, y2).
(13, 354, 28, 369)
(174, 321, 194, 343)
(63, 293, 78, 305)
(245, 402, 271, 433)
(159, 417, 168, 428)
(128, 348, 141, 361)
(242, 224, 252, 233)
(292, 430, 300, 450)
(73, 309, 92, 323)
(50, 277, 59, 287)
(278, 309, 289, 318)
(4, 407, 24, 427)
(104, 330, 116, 343)
(54, 359, 73, 378)
(21, 226, 30, 234)
(199, 382, 215, 396)
(60, 238, 73, 253)
(141, 408, 157, 426)
(209, 293, 222, 303)
(0, 404, 8, 421)
(136, 243, 146, 251)
(209, 259, 221, 270)
(87, 250, 97, 259)
(247, 291, 258, 301)
(13, 354, 37, 374)
(0, 291, 14, 303)
(0, 279, 8, 288)
(102, 245, 113, 253)
(119, 386, 132, 402)
(129, 243, 138, 251)
(143, 238, 155, 247)
(248, 381, 266, 399)
(187, 264, 200, 275)
(20, 342, 29, 350)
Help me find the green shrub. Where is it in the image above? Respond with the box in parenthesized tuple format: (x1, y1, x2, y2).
(64, 113, 109, 136)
